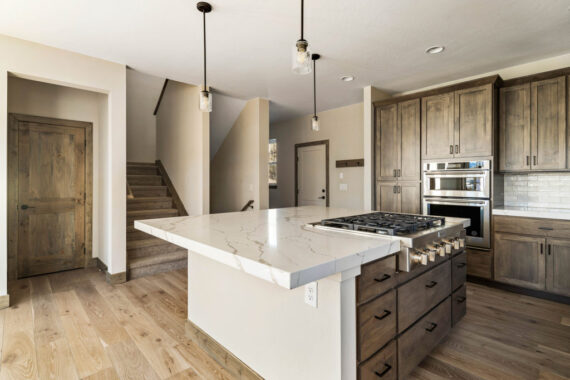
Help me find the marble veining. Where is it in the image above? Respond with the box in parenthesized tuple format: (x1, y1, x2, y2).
(135, 206, 403, 289)
(493, 206, 570, 221)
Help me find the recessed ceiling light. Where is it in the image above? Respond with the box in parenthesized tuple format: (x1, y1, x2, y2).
(341, 75, 355, 82)
(425, 46, 445, 54)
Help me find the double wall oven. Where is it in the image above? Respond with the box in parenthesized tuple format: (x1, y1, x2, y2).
(423, 160, 491, 249)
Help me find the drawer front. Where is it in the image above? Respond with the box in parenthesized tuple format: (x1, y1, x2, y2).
(358, 340, 397, 380)
(398, 261, 451, 332)
(466, 248, 493, 279)
(357, 255, 397, 304)
(398, 297, 451, 379)
(397, 253, 450, 285)
(357, 290, 397, 362)
(452, 252, 467, 291)
(494, 215, 570, 239)
(452, 285, 467, 326)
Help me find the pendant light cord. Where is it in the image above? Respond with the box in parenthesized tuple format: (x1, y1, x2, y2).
(313, 59, 316, 116)
(203, 10, 207, 90)
(300, 0, 304, 40)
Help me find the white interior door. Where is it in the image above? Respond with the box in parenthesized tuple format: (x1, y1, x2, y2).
(297, 144, 327, 206)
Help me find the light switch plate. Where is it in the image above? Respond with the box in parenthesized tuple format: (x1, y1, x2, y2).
(340, 183, 348, 191)
(304, 282, 318, 308)
(339, 172, 344, 179)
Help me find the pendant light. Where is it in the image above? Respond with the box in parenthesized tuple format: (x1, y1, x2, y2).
(292, 0, 312, 75)
(197, 2, 212, 112)
(311, 54, 320, 131)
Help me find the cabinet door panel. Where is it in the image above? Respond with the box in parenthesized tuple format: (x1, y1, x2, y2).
(454, 84, 493, 157)
(376, 182, 399, 212)
(399, 99, 421, 181)
(422, 93, 454, 160)
(494, 232, 545, 290)
(376, 104, 399, 181)
(546, 238, 570, 297)
(399, 182, 420, 214)
(499, 84, 531, 171)
(531, 76, 566, 170)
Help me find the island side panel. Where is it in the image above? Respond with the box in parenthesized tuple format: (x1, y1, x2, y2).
(187, 251, 346, 380)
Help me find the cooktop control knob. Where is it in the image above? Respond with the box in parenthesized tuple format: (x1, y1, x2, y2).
(442, 239, 453, 254)
(411, 250, 429, 266)
(427, 249, 436, 262)
(434, 244, 446, 257)
(458, 238, 465, 248)
(453, 238, 460, 250)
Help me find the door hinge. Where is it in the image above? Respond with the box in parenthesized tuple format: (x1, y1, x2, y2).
(83, 246, 86, 255)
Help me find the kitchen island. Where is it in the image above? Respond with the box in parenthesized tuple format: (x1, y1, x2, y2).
(135, 207, 469, 380)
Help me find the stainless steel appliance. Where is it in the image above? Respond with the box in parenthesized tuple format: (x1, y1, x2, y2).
(422, 160, 491, 249)
(309, 212, 466, 272)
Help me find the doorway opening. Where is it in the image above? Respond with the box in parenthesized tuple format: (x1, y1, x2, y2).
(295, 140, 329, 207)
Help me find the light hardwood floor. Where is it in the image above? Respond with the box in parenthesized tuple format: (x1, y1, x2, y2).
(0, 268, 568, 380)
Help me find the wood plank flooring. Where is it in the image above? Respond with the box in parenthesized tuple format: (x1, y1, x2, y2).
(0, 267, 568, 379)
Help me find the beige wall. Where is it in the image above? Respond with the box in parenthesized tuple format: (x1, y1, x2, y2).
(8, 77, 108, 265)
(156, 80, 209, 215)
(126, 69, 164, 163)
(0, 34, 126, 298)
(270, 103, 364, 210)
(210, 98, 269, 213)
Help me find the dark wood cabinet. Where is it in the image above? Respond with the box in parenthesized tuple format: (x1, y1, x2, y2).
(399, 99, 421, 181)
(375, 181, 420, 214)
(421, 92, 455, 160)
(546, 238, 570, 297)
(499, 76, 567, 171)
(454, 84, 494, 157)
(376, 182, 399, 213)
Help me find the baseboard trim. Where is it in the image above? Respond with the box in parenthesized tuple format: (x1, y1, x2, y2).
(96, 258, 127, 285)
(467, 276, 570, 305)
(185, 319, 263, 380)
(0, 294, 9, 310)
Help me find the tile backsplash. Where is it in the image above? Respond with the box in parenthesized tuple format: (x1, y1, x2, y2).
(504, 173, 570, 209)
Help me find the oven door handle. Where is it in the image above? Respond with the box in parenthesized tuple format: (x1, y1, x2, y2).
(424, 172, 488, 178)
(424, 198, 489, 206)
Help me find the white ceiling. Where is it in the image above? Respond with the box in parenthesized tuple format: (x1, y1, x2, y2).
(1, 0, 569, 122)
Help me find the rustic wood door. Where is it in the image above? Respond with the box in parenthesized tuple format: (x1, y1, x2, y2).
(454, 84, 493, 158)
(421, 92, 454, 160)
(531, 76, 566, 170)
(546, 238, 570, 297)
(376, 182, 399, 213)
(399, 182, 420, 214)
(15, 118, 87, 277)
(399, 99, 420, 181)
(499, 84, 531, 171)
(376, 104, 399, 181)
(494, 232, 546, 290)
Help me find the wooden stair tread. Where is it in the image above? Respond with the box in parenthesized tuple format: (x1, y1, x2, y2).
(127, 174, 161, 179)
(127, 196, 172, 203)
(127, 162, 157, 167)
(127, 237, 175, 249)
(128, 250, 187, 269)
(127, 208, 178, 216)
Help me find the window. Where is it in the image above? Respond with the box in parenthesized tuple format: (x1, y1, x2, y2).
(269, 138, 277, 188)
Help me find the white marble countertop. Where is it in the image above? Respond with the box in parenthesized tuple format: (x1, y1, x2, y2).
(493, 206, 570, 221)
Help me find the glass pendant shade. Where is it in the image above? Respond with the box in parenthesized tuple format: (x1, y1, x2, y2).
(311, 115, 319, 131)
(292, 40, 312, 75)
(199, 90, 212, 112)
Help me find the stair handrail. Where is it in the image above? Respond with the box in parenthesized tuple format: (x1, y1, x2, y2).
(241, 200, 254, 211)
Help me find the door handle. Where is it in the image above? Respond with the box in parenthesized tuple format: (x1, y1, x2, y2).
(397, 169, 401, 177)
(526, 156, 530, 166)
(374, 363, 392, 378)
(425, 322, 438, 332)
(374, 309, 392, 321)
(318, 196, 325, 199)
(393, 169, 396, 177)
(449, 145, 453, 154)
(20, 204, 35, 210)
(533, 156, 537, 166)
(548, 244, 551, 256)
(540, 243, 543, 255)
(455, 145, 459, 154)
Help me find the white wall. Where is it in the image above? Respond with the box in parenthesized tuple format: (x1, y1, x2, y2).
(156, 80, 209, 215)
(210, 93, 247, 160)
(8, 77, 108, 267)
(126, 69, 164, 163)
(270, 103, 364, 210)
(210, 98, 269, 213)
(0, 34, 126, 297)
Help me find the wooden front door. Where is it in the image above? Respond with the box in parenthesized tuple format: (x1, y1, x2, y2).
(9, 114, 91, 278)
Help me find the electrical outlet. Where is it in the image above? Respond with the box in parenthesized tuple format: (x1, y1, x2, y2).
(304, 282, 318, 308)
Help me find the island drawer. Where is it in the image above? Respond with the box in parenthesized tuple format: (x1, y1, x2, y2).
(494, 215, 570, 239)
(398, 261, 451, 332)
(357, 255, 397, 304)
(398, 297, 451, 379)
(357, 289, 396, 362)
(358, 340, 397, 380)
(396, 253, 449, 285)
(452, 285, 467, 326)
(451, 252, 467, 291)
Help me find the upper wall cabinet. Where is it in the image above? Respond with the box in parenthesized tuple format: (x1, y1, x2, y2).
(421, 84, 494, 160)
(376, 98, 420, 182)
(499, 76, 566, 171)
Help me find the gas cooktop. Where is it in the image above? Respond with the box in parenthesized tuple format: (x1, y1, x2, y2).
(319, 212, 446, 236)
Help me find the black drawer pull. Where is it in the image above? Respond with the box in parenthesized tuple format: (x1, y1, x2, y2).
(374, 274, 391, 283)
(538, 227, 553, 231)
(374, 310, 392, 321)
(425, 322, 438, 332)
(425, 281, 438, 288)
(374, 363, 392, 378)
(456, 296, 466, 303)
(456, 262, 466, 268)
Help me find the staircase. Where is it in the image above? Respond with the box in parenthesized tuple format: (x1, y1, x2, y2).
(127, 162, 187, 279)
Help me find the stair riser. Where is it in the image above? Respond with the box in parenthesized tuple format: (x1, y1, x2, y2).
(127, 200, 173, 211)
(128, 230, 153, 241)
(128, 176, 163, 186)
(131, 188, 168, 197)
(128, 258, 187, 280)
(127, 166, 158, 176)
(127, 212, 178, 225)
(128, 243, 183, 259)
